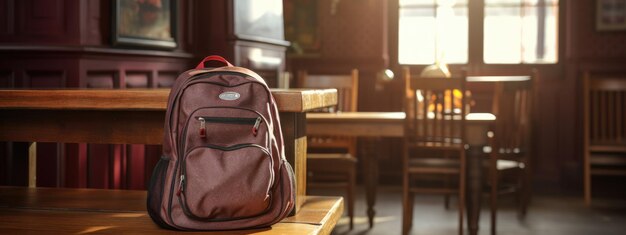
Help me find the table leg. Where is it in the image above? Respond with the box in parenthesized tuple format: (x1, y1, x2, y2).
(362, 138, 379, 228)
(28, 142, 37, 188)
(466, 147, 483, 235)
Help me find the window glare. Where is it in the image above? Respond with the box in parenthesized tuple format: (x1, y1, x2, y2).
(484, 1, 558, 64)
(399, 9, 436, 64)
(398, 0, 557, 65)
(484, 8, 522, 64)
(400, 0, 468, 6)
(398, 3, 468, 65)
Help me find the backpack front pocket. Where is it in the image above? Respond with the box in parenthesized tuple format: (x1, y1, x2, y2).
(178, 144, 274, 221)
(182, 107, 269, 154)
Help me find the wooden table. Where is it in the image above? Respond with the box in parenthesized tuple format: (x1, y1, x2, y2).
(306, 112, 495, 234)
(0, 186, 343, 234)
(0, 88, 337, 215)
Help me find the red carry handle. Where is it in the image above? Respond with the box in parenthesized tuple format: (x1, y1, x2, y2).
(195, 55, 234, 69)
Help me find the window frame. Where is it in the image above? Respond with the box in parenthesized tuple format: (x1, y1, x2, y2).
(390, 0, 564, 75)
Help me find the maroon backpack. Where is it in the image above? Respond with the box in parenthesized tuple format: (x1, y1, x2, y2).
(147, 55, 295, 230)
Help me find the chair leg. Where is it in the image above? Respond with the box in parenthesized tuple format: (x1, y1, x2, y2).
(348, 170, 355, 230)
(516, 167, 529, 219)
(458, 151, 466, 235)
(445, 175, 451, 210)
(402, 174, 412, 235)
(490, 154, 498, 235)
(522, 164, 531, 217)
(444, 153, 451, 210)
(584, 151, 591, 207)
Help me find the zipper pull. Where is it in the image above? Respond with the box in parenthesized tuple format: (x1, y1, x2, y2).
(176, 175, 185, 196)
(252, 117, 262, 136)
(198, 117, 206, 138)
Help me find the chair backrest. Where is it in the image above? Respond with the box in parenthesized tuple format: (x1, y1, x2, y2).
(584, 72, 626, 147)
(296, 69, 359, 155)
(491, 77, 534, 153)
(297, 69, 359, 112)
(403, 67, 468, 144)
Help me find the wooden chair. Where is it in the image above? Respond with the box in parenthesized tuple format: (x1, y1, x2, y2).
(297, 69, 359, 229)
(583, 71, 626, 206)
(402, 68, 467, 235)
(486, 76, 534, 235)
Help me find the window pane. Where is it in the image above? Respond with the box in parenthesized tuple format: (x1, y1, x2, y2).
(484, 2, 558, 64)
(486, 0, 522, 5)
(400, 0, 468, 7)
(437, 7, 468, 64)
(522, 6, 558, 63)
(399, 8, 436, 64)
(484, 7, 522, 64)
(486, 0, 558, 5)
(399, 4, 468, 65)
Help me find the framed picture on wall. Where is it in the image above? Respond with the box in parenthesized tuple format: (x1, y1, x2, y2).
(597, 0, 626, 31)
(112, 0, 177, 49)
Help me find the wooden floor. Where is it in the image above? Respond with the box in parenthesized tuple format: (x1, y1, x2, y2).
(308, 186, 626, 235)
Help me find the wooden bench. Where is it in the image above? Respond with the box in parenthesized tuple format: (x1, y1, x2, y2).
(0, 187, 343, 234)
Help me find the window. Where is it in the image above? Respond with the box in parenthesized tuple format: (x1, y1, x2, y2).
(398, 0, 559, 65)
(399, 0, 468, 64)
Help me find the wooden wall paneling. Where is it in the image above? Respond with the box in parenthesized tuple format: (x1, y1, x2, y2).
(85, 71, 118, 88)
(127, 144, 145, 190)
(0, 0, 15, 36)
(86, 144, 110, 189)
(82, 0, 103, 45)
(317, 0, 386, 59)
(14, 0, 80, 44)
(157, 71, 177, 88)
(534, 78, 563, 188)
(24, 70, 66, 88)
(63, 143, 87, 188)
(0, 70, 14, 87)
(0, 66, 18, 186)
(2, 142, 28, 186)
(125, 71, 150, 88)
(144, 145, 162, 189)
(574, 0, 626, 60)
(110, 144, 124, 189)
(35, 142, 64, 187)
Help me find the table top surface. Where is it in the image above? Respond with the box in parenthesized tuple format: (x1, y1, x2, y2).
(307, 112, 495, 121)
(0, 186, 343, 235)
(0, 88, 338, 113)
(306, 112, 495, 142)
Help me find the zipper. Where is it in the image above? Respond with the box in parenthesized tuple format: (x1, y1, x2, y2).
(176, 174, 185, 197)
(196, 116, 262, 138)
